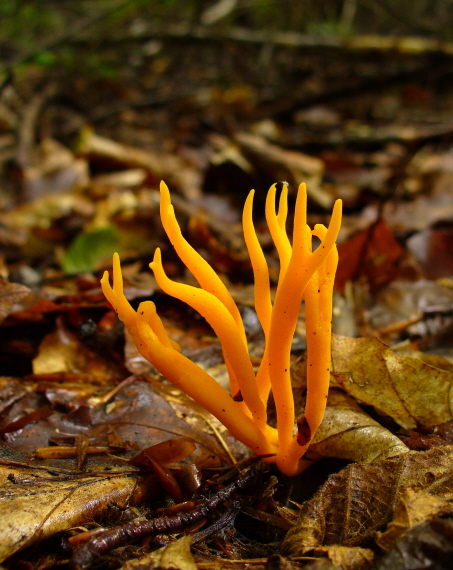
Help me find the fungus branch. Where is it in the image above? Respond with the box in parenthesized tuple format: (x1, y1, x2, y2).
(101, 181, 342, 476)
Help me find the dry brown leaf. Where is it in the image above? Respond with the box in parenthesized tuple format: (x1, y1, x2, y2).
(0, 191, 94, 232)
(407, 226, 453, 279)
(331, 335, 453, 429)
(22, 138, 89, 201)
(375, 515, 453, 570)
(382, 195, 453, 234)
(366, 279, 453, 338)
(0, 462, 152, 563)
(0, 369, 234, 468)
(77, 128, 164, 175)
(73, 377, 237, 468)
(32, 317, 123, 383)
(91, 168, 148, 192)
(234, 132, 332, 207)
(310, 390, 408, 463)
(376, 488, 452, 551)
(313, 545, 374, 570)
(77, 128, 200, 199)
(122, 535, 196, 570)
(412, 351, 453, 374)
(283, 446, 453, 556)
(0, 279, 31, 324)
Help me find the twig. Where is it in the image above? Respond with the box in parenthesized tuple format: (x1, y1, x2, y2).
(74, 22, 453, 56)
(16, 84, 57, 170)
(69, 461, 261, 570)
(191, 506, 239, 544)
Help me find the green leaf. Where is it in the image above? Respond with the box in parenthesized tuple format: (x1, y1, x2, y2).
(62, 226, 120, 274)
(33, 50, 57, 68)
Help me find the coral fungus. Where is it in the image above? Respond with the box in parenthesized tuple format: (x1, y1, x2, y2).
(101, 182, 342, 475)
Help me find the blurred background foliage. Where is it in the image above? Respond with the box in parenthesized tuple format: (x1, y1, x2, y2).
(2, 0, 453, 83)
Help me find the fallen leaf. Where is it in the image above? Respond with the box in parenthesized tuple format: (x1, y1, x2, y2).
(129, 436, 197, 466)
(62, 225, 120, 274)
(336, 220, 406, 292)
(77, 128, 200, 198)
(375, 515, 453, 570)
(91, 168, 148, 191)
(0, 279, 31, 324)
(0, 377, 28, 415)
(84, 379, 237, 469)
(0, 405, 54, 435)
(313, 545, 374, 570)
(123, 535, 196, 570)
(283, 446, 453, 556)
(401, 421, 453, 451)
(310, 390, 408, 463)
(0, 462, 153, 563)
(376, 488, 452, 551)
(331, 335, 453, 429)
(382, 195, 453, 234)
(408, 226, 453, 279)
(0, 191, 94, 238)
(32, 317, 123, 383)
(234, 132, 331, 207)
(366, 279, 453, 340)
(21, 138, 89, 201)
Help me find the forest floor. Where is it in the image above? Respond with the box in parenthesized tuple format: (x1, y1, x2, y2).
(0, 34, 453, 570)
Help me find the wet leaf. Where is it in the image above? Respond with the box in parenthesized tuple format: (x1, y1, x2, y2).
(331, 335, 453, 429)
(0, 462, 153, 563)
(136, 455, 185, 503)
(0, 377, 28, 415)
(0, 405, 54, 435)
(336, 220, 406, 293)
(310, 390, 408, 463)
(283, 446, 453, 556)
(90, 378, 236, 468)
(129, 436, 197, 467)
(402, 421, 453, 451)
(0, 375, 233, 561)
